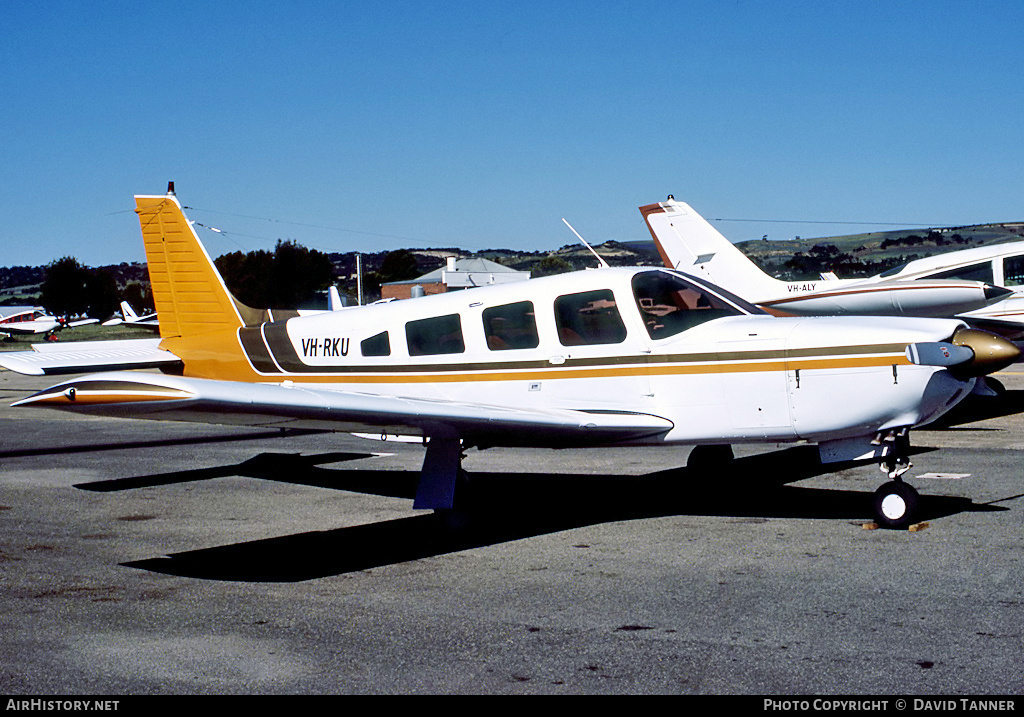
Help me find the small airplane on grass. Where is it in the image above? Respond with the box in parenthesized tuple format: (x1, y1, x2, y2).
(5, 187, 1020, 529)
(0, 305, 98, 339)
(102, 301, 159, 330)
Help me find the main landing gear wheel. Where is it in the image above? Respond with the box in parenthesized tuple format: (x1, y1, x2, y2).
(687, 444, 734, 473)
(436, 469, 475, 531)
(873, 480, 920, 529)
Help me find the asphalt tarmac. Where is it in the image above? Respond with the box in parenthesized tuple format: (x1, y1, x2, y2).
(1, 368, 1022, 695)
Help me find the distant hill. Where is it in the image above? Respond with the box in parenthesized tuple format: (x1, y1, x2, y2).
(735, 222, 1024, 281)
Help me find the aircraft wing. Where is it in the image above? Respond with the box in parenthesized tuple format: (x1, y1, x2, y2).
(957, 296, 1024, 340)
(960, 314, 1024, 339)
(13, 371, 674, 447)
(0, 339, 182, 376)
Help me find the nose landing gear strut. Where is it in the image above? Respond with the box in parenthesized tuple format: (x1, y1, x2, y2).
(872, 427, 920, 529)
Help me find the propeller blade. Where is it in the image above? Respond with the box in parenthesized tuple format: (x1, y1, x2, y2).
(906, 328, 1019, 377)
(905, 341, 973, 367)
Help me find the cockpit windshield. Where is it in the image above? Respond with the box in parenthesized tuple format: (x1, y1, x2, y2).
(632, 270, 752, 340)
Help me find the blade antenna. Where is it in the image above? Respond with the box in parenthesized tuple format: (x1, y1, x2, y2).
(561, 218, 609, 268)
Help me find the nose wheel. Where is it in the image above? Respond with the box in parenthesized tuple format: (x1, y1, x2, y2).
(873, 479, 920, 529)
(871, 427, 921, 528)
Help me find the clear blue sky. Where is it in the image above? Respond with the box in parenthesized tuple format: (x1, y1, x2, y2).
(3, 0, 1023, 268)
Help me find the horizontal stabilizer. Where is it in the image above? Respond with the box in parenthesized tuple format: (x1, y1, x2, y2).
(0, 339, 182, 376)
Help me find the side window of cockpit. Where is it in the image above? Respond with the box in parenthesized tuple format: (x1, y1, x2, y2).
(406, 314, 465, 356)
(360, 331, 391, 357)
(928, 261, 994, 284)
(1002, 255, 1024, 287)
(632, 271, 738, 339)
(482, 301, 539, 350)
(554, 290, 627, 346)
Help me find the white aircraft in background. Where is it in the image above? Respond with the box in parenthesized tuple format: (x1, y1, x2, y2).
(861, 243, 1024, 343)
(640, 198, 1015, 319)
(0, 305, 98, 338)
(102, 301, 159, 330)
(5, 188, 1020, 529)
(295, 285, 348, 314)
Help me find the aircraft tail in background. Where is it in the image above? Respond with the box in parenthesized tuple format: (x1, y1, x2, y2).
(120, 301, 139, 320)
(639, 198, 787, 302)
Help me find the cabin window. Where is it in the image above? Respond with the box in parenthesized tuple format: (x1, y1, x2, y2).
(928, 261, 994, 284)
(554, 290, 627, 346)
(360, 331, 391, 357)
(632, 271, 739, 339)
(1003, 256, 1024, 287)
(406, 314, 465, 356)
(482, 301, 539, 350)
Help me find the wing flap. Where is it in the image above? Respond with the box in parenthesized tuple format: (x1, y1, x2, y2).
(13, 372, 674, 447)
(0, 339, 182, 376)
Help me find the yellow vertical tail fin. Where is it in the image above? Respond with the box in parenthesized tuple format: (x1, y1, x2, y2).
(135, 187, 271, 380)
(135, 190, 246, 339)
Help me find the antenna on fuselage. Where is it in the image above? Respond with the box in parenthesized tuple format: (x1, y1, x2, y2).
(561, 218, 609, 269)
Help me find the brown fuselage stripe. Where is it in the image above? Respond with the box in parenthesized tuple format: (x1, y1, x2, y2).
(761, 283, 976, 307)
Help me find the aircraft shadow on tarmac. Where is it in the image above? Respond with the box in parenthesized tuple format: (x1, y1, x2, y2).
(929, 385, 1024, 429)
(0, 428, 329, 460)
(73, 444, 1012, 583)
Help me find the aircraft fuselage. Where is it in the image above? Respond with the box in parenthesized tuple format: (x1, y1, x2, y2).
(177, 267, 975, 448)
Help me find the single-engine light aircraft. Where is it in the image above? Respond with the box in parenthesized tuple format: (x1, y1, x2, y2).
(0, 305, 98, 338)
(9, 188, 1021, 528)
(101, 301, 160, 330)
(640, 198, 1015, 319)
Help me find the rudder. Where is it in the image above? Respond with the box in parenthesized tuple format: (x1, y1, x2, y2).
(135, 189, 246, 339)
(639, 198, 786, 301)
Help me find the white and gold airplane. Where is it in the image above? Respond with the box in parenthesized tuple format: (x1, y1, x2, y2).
(7, 188, 1020, 528)
(640, 197, 1015, 318)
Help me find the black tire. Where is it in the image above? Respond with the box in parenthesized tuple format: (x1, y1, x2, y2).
(873, 481, 920, 529)
(687, 444, 735, 473)
(985, 377, 1006, 397)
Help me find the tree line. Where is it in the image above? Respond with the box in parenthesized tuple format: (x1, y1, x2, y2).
(37, 257, 137, 321)
(33, 241, 435, 320)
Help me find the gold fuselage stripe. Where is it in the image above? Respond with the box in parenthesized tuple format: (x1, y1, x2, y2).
(271, 355, 908, 384)
(237, 333, 911, 384)
(240, 322, 911, 381)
